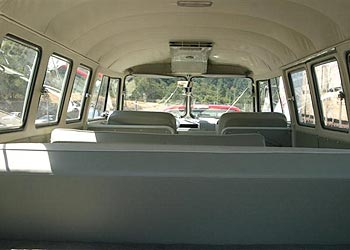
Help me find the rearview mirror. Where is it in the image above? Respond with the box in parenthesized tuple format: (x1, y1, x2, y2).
(177, 80, 188, 87)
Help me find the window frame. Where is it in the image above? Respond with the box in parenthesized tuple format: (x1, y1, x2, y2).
(66, 64, 92, 124)
(345, 52, 350, 124)
(0, 34, 42, 133)
(288, 67, 316, 128)
(311, 58, 349, 132)
(257, 77, 290, 119)
(346, 52, 350, 78)
(88, 75, 110, 120)
(257, 79, 273, 112)
(35, 53, 72, 128)
(189, 75, 255, 113)
(269, 77, 281, 112)
(122, 74, 189, 114)
(105, 77, 121, 113)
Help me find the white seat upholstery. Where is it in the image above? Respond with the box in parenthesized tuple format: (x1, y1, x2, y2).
(221, 127, 292, 147)
(1, 143, 350, 245)
(217, 112, 287, 132)
(217, 112, 291, 147)
(88, 123, 176, 134)
(51, 128, 266, 147)
(106, 111, 177, 134)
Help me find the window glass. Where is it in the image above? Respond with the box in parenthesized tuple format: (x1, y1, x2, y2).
(88, 75, 109, 119)
(88, 73, 102, 119)
(123, 75, 252, 121)
(124, 75, 186, 117)
(35, 55, 70, 125)
(314, 60, 348, 130)
(0, 37, 39, 130)
(105, 78, 120, 113)
(273, 76, 291, 122)
(270, 78, 280, 111)
(258, 80, 271, 112)
(290, 69, 315, 126)
(191, 77, 253, 118)
(66, 66, 91, 121)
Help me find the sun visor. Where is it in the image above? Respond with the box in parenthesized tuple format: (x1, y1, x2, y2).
(170, 41, 212, 74)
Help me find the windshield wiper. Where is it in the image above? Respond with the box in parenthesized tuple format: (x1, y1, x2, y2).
(225, 87, 249, 113)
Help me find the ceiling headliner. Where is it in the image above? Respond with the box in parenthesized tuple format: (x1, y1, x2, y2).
(0, 0, 349, 77)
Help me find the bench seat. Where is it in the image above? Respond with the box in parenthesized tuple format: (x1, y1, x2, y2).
(0, 143, 350, 245)
(51, 128, 266, 146)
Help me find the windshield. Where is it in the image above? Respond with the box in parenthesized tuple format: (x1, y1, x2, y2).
(123, 75, 253, 121)
(124, 75, 186, 117)
(190, 77, 253, 119)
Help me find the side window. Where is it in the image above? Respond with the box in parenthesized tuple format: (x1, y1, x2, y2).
(66, 65, 91, 122)
(88, 75, 109, 119)
(270, 77, 280, 111)
(0, 36, 40, 131)
(313, 60, 348, 130)
(273, 76, 291, 122)
(88, 73, 102, 119)
(257, 77, 290, 122)
(105, 78, 120, 113)
(289, 69, 315, 126)
(258, 80, 271, 112)
(35, 55, 71, 125)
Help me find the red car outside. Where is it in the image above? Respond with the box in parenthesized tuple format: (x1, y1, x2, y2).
(164, 104, 240, 119)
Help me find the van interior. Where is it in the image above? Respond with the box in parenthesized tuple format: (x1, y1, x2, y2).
(1, 0, 350, 249)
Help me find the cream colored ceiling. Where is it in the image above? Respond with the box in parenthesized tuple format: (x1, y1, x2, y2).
(0, 0, 349, 76)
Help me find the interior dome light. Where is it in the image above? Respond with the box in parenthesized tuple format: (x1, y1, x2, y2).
(177, 1, 213, 7)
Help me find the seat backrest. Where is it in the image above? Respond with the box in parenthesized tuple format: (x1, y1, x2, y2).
(1, 143, 350, 245)
(217, 112, 287, 133)
(221, 127, 291, 147)
(106, 110, 177, 134)
(50, 128, 266, 147)
(217, 112, 290, 147)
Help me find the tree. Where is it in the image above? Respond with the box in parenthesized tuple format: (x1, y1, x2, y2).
(0, 38, 38, 114)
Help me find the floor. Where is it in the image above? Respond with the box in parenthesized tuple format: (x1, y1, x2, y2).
(0, 241, 349, 250)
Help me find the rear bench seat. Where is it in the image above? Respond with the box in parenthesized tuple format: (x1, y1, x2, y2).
(51, 128, 266, 147)
(1, 142, 350, 245)
(217, 112, 292, 147)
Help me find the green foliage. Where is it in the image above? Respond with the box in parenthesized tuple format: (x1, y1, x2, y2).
(129, 77, 167, 101)
(126, 76, 253, 111)
(192, 77, 253, 110)
(0, 38, 38, 113)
